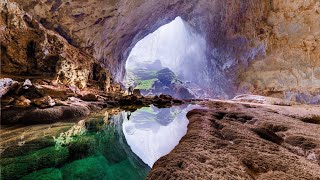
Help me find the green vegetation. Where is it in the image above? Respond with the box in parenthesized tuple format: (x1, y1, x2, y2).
(136, 78, 157, 90)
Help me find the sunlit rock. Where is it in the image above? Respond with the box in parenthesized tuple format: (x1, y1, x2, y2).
(33, 96, 56, 108)
(0, 78, 19, 98)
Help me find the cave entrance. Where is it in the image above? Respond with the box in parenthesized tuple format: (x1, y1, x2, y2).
(125, 17, 210, 99)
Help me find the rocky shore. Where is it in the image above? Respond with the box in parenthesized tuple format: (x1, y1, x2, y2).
(1, 77, 183, 125)
(148, 100, 320, 179)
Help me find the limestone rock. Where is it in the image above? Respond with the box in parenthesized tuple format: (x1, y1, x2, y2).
(17, 84, 43, 99)
(148, 101, 320, 179)
(0, 1, 108, 90)
(3, 0, 320, 102)
(1, 96, 15, 106)
(14, 96, 31, 108)
(81, 93, 98, 101)
(133, 89, 141, 96)
(0, 78, 19, 98)
(22, 79, 32, 89)
(33, 96, 55, 108)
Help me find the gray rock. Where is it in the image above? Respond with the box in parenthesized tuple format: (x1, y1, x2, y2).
(22, 79, 32, 89)
(0, 78, 19, 98)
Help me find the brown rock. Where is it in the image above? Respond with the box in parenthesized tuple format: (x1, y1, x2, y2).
(33, 96, 55, 108)
(14, 96, 31, 108)
(81, 93, 98, 101)
(0, 1, 111, 90)
(159, 94, 173, 100)
(148, 101, 320, 179)
(1, 0, 319, 100)
(36, 85, 69, 99)
(1, 96, 15, 106)
(1, 104, 91, 125)
(133, 89, 141, 96)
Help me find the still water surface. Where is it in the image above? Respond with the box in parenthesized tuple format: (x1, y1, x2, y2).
(0, 104, 199, 180)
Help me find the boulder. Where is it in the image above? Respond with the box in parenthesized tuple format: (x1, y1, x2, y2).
(36, 85, 69, 99)
(1, 96, 15, 106)
(14, 96, 31, 108)
(22, 79, 32, 89)
(1, 105, 91, 125)
(17, 85, 43, 99)
(133, 89, 141, 96)
(159, 94, 173, 99)
(0, 78, 19, 98)
(81, 93, 98, 101)
(55, 99, 69, 106)
(33, 96, 56, 108)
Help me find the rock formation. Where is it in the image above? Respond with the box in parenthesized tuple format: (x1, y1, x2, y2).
(3, 0, 318, 101)
(0, 0, 319, 179)
(0, 0, 114, 91)
(148, 100, 320, 179)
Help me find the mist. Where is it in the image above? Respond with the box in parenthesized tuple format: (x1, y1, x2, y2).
(125, 17, 209, 87)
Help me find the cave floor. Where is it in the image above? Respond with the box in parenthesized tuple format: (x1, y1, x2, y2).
(148, 99, 320, 179)
(1, 85, 320, 179)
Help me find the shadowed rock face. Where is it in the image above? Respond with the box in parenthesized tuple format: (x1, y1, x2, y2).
(2, 0, 320, 99)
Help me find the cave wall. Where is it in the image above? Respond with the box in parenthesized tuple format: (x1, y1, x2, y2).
(0, 0, 114, 91)
(3, 0, 320, 100)
(239, 0, 320, 103)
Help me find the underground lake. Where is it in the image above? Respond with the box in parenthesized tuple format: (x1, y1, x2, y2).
(0, 104, 200, 180)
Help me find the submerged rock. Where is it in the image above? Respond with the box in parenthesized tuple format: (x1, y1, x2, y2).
(1, 147, 69, 179)
(20, 168, 62, 180)
(61, 156, 109, 179)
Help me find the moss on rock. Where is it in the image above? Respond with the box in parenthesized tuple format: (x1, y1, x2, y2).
(1, 147, 69, 179)
(61, 156, 109, 180)
(20, 168, 62, 180)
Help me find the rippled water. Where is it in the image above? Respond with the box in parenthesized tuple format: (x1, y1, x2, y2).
(0, 104, 200, 180)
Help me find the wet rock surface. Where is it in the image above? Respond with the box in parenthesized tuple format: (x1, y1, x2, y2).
(148, 100, 320, 179)
(1, 77, 184, 125)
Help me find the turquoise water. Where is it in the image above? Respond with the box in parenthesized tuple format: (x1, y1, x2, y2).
(0, 104, 199, 180)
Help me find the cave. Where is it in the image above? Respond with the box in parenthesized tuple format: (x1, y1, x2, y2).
(125, 16, 209, 99)
(1, 0, 320, 179)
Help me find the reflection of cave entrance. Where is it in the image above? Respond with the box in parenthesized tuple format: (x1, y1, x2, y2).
(125, 17, 210, 99)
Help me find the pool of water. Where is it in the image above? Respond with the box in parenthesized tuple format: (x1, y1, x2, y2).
(0, 104, 200, 180)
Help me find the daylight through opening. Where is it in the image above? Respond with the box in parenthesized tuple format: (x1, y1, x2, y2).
(125, 17, 210, 99)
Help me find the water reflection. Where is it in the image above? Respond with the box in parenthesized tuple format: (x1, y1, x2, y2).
(0, 104, 200, 179)
(123, 104, 200, 167)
